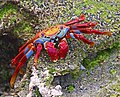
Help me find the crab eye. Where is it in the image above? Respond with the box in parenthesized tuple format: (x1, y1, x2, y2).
(41, 33, 44, 37)
(60, 26, 63, 29)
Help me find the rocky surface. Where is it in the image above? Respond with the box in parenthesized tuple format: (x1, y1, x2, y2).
(63, 47, 120, 97)
(0, 0, 120, 97)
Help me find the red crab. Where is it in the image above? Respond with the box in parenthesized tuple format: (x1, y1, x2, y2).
(10, 14, 111, 88)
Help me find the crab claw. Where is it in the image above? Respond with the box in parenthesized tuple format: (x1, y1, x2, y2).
(59, 38, 69, 59)
(45, 42, 59, 62)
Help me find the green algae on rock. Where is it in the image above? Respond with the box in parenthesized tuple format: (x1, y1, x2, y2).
(82, 42, 120, 69)
(67, 84, 75, 92)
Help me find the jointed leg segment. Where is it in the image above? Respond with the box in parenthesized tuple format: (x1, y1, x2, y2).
(11, 43, 34, 67)
(34, 43, 42, 66)
(10, 44, 35, 88)
(74, 33, 94, 47)
(79, 29, 112, 36)
(64, 14, 85, 26)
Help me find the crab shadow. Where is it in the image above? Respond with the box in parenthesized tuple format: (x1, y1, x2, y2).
(0, 31, 24, 94)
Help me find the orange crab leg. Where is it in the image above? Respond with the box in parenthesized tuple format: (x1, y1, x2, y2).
(64, 14, 85, 26)
(11, 43, 33, 67)
(10, 46, 35, 88)
(19, 32, 41, 52)
(34, 43, 42, 66)
(45, 42, 59, 62)
(59, 38, 69, 59)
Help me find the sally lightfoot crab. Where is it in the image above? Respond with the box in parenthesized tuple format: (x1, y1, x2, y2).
(10, 14, 111, 88)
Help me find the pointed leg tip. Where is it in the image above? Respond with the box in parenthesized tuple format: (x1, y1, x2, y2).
(10, 79, 15, 89)
(33, 62, 37, 66)
(80, 14, 85, 17)
(80, 14, 85, 20)
(90, 42, 95, 47)
(33, 62, 38, 67)
(33, 63, 38, 69)
(10, 83, 14, 89)
(10, 59, 17, 67)
(92, 22, 98, 26)
(107, 32, 112, 36)
(95, 22, 98, 25)
(104, 32, 112, 36)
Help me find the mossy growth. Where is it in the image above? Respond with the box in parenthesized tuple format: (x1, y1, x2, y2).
(0, 3, 17, 19)
(66, 84, 75, 92)
(48, 68, 57, 75)
(46, 75, 54, 86)
(111, 82, 120, 93)
(82, 51, 109, 69)
(84, 0, 118, 12)
(110, 69, 117, 75)
(13, 21, 34, 39)
(0, 2, 35, 38)
(82, 42, 120, 69)
(34, 86, 42, 97)
(14, 21, 33, 33)
(110, 94, 120, 97)
(74, 0, 119, 23)
(70, 68, 83, 79)
(61, 69, 70, 75)
(20, 80, 28, 88)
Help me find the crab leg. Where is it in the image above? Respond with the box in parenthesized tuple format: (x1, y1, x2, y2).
(74, 33, 94, 47)
(10, 45, 35, 88)
(34, 43, 42, 66)
(11, 43, 33, 67)
(19, 32, 41, 52)
(45, 42, 59, 62)
(64, 14, 85, 26)
(58, 38, 69, 59)
(71, 22, 98, 28)
(69, 32, 94, 47)
(79, 29, 112, 36)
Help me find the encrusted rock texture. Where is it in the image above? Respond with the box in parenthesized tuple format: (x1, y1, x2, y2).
(0, 0, 120, 97)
